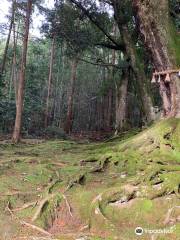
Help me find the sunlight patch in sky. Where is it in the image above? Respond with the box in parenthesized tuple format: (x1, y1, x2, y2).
(0, 0, 55, 37)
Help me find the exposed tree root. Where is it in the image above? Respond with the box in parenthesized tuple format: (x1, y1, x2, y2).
(20, 221, 52, 236)
(5, 201, 14, 219)
(89, 193, 108, 226)
(0, 159, 24, 174)
(80, 156, 99, 166)
(32, 194, 56, 222)
(62, 194, 73, 217)
(66, 173, 86, 191)
(137, 167, 180, 200)
(90, 156, 111, 173)
(89, 187, 136, 229)
(0, 158, 22, 165)
(2, 190, 40, 197)
(50, 161, 67, 167)
(47, 179, 62, 194)
(163, 206, 180, 225)
(149, 188, 172, 200)
(5, 200, 52, 236)
(12, 201, 38, 212)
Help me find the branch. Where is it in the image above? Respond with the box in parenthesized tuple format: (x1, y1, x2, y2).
(95, 42, 125, 51)
(69, 0, 120, 48)
(0, 25, 24, 37)
(78, 57, 121, 69)
(78, 57, 130, 70)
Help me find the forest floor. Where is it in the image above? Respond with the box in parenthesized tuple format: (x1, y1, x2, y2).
(0, 119, 180, 240)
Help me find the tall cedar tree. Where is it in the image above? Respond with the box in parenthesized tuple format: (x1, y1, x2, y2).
(12, 0, 33, 142)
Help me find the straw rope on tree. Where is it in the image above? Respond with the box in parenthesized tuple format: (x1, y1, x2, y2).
(151, 69, 180, 83)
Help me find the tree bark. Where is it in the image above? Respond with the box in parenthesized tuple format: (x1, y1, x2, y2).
(133, 0, 180, 117)
(121, 26, 154, 123)
(115, 70, 128, 134)
(106, 41, 116, 130)
(12, 0, 32, 143)
(44, 36, 55, 128)
(64, 58, 78, 134)
(10, 15, 19, 103)
(106, 88, 113, 130)
(0, 1, 15, 79)
(104, 25, 117, 131)
(112, 1, 154, 123)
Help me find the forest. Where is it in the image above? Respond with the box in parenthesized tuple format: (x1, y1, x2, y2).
(0, 0, 179, 239)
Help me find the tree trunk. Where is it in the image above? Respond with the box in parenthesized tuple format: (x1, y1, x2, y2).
(121, 26, 155, 123)
(106, 45, 116, 130)
(64, 58, 78, 134)
(44, 36, 55, 128)
(115, 70, 128, 134)
(106, 88, 113, 130)
(0, 1, 15, 79)
(105, 25, 117, 131)
(12, 0, 32, 143)
(113, 1, 154, 123)
(133, 0, 180, 117)
(11, 18, 19, 103)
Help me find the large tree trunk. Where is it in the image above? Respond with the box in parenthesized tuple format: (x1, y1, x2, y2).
(105, 55, 115, 130)
(12, 0, 32, 143)
(121, 26, 155, 123)
(133, 0, 180, 117)
(64, 58, 78, 134)
(44, 36, 55, 128)
(115, 70, 128, 134)
(112, 1, 154, 123)
(106, 26, 117, 130)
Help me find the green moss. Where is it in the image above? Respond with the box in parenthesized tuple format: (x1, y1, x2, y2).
(141, 199, 153, 212)
(0, 119, 179, 239)
(168, 21, 180, 65)
(36, 193, 62, 229)
(159, 172, 180, 194)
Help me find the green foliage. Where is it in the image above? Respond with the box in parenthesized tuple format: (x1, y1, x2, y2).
(0, 100, 16, 132)
(169, 0, 180, 30)
(168, 21, 180, 65)
(43, 1, 113, 57)
(44, 126, 66, 139)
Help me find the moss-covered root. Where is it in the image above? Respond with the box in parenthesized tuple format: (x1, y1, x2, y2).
(119, 118, 180, 152)
(138, 171, 180, 200)
(34, 193, 62, 230)
(89, 187, 136, 236)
